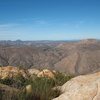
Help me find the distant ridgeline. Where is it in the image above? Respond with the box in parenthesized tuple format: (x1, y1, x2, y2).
(0, 39, 100, 75)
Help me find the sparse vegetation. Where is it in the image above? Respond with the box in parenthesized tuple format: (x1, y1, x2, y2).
(0, 70, 73, 100)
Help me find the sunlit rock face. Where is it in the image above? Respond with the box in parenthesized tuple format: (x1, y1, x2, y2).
(37, 69, 55, 78)
(0, 66, 28, 79)
(28, 68, 55, 78)
(25, 85, 32, 94)
(53, 72, 100, 100)
(28, 68, 40, 76)
(0, 66, 55, 79)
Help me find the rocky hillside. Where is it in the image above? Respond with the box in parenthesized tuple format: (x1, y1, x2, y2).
(0, 39, 100, 75)
(55, 39, 100, 75)
(0, 66, 72, 100)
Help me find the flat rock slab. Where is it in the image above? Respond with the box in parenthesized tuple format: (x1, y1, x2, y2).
(53, 72, 100, 100)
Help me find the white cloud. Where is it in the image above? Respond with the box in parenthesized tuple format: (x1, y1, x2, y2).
(0, 23, 20, 29)
(0, 23, 21, 35)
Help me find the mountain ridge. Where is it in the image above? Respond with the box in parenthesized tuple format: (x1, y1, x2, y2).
(0, 39, 100, 75)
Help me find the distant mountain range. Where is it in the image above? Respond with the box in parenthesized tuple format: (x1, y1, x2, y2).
(0, 39, 100, 75)
(0, 40, 79, 46)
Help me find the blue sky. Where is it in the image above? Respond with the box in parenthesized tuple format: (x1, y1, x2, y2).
(0, 0, 100, 40)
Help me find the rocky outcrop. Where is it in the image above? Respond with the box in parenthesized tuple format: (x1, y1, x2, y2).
(0, 66, 28, 79)
(37, 69, 55, 78)
(25, 85, 33, 94)
(0, 83, 18, 93)
(28, 68, 40, 76)
(0, 83, 19, 100)
(0, 66, 55, 79)
(53, 72, 100, 100)
(28, 68, 55, 78)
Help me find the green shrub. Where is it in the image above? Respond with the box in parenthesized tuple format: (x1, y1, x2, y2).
(0, 71, 73, 100)
(19, 73, 73, 100)
(18, 77, 60, 100)
(0, 75, 27, 89)
(54, 72, 74, 86)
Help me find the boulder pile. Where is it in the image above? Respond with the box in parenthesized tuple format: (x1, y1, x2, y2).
(0, 66, 55, 80)
(0, 66, 28, 79)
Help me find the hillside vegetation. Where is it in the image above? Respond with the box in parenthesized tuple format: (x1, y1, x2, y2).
(0, 66, 73, 100)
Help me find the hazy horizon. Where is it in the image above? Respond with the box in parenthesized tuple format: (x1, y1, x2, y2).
(0, 0, 100, 40)
(0, 38, 99, 41)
